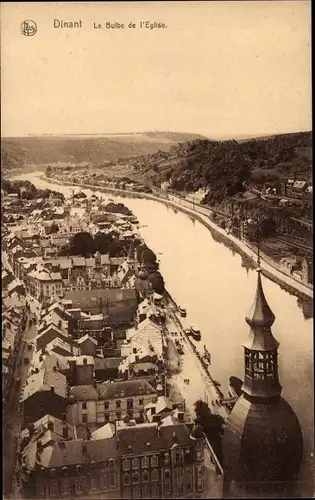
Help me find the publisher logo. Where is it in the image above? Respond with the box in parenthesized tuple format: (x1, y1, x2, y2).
(21, 20, 37, 37)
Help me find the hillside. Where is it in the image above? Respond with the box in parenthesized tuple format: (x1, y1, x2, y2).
(78, 131, 311, 201)
(0, 131, 209, 176)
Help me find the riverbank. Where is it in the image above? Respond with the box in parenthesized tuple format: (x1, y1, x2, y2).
(42, 175, 313, 301)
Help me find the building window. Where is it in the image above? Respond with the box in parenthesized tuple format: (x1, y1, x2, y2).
(142, 485, 150, 498)
(151, 484, 159, 497)
(99, 474, 107, 490)
(164, 469, 171, 482)
(141, 456, 149, 469)
(122, 459, 130, 471)
(39, 403, 45, 411)
(123, 473, 130, 486)
(133, 486, 141, 499)
(109, 472, 116, 487)
(139, 398, 144, 406)
(164, 483, 171, 496)
(104, 413, 109, 423)
(76, 465, 81, 474)
(82, 402, 87, 410)
(82, 414, 88, 423)
(177, 482, 184, 495)
(186, 481, 192, 492)
(127, 398, 133, 409)
(50, 469, 56, 478)
(142, 470, 149, 483)
(37, 481, 46, 497)
(116, 412, 121, 420)
(186, 467, 192, 477)
(151, 469, 159, 482)
(76, 479, 83, 494)
(151, 456, 158, 468)
(116, 400, 121, 409)
(104, 401, 109, 409)
(90, 476, 98, 490)
(132, 457, 139, 470)
(132, 471, 140, 484)
(50, 482, 58, 496)
(164, 452, 170, 465)
(123, 487, 131, 498)
(61, 480, 70, 495)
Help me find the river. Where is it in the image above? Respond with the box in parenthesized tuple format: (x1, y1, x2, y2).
(14, 172, 314, 495)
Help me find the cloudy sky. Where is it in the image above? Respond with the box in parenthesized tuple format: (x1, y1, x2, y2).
(1, 1, 311, 138)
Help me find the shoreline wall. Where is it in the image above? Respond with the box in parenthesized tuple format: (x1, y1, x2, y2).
(42, 175, 313, 302)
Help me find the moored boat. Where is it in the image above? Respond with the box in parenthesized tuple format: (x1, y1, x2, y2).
(178, 306, 187, 317)
(228, 385, 238, 399)
(189, 326, 201, 341)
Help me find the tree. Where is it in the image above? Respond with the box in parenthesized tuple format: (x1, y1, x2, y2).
(138, 244, 157, 266)
(69, 232, 96, 257)
(194, 399, 225, 460)
(47, 222, 59, 235)
(94, 232, 113, 254)
(148, 271, 165, 295)
(260, 216, 277, 239)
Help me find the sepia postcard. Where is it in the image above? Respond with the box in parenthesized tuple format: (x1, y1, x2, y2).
(1, 2, 313, 499)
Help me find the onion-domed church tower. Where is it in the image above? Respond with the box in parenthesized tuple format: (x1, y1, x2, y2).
(223, 266, 303, 497)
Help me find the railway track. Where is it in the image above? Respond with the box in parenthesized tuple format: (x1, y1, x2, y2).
(278, 236, 312, 253)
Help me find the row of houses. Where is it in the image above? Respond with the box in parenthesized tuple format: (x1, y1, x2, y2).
(19, 410, 220, 499)
(17, 288, 223, 499)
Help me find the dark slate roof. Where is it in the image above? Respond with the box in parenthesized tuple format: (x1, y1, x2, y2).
(21, 368, 67, 401)
(63, 288, 137, 306)
(222, 394, 303, 494)
(94, 357, 123, 370)
(133, 362, 156, 372)
(69, 385, 98, 401)
(43, 437, 117, 467)
(97, 379, 156, 400)
(117, 423, 193, 456)
(72, 257, 86, 267)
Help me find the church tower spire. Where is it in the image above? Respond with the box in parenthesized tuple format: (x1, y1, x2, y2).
(222, 225, 303, 495)
(242, 266, 282, 401)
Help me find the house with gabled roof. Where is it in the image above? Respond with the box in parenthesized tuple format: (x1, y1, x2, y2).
(36, 324, 69, 351)
(122, 318, 166, 358)
(20, 368, 68, 426)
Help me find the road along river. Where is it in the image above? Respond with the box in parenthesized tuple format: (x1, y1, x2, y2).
(15, 172, 314, 496)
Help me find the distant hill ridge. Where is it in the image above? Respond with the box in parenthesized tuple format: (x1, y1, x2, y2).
(0, 131, 209, 174)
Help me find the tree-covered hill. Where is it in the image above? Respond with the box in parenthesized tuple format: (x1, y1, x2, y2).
(98, 131, 311, 206)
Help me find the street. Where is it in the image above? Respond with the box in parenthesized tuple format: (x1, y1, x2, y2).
(3, 306, 37, 499)
(165, 312, 229, 422)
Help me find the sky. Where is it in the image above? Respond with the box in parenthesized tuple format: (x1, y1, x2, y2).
(1, 1, 312, 138)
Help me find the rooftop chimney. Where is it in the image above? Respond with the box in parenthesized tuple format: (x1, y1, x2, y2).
(47, 420, 54, 432)
(177, 411, 184, 423)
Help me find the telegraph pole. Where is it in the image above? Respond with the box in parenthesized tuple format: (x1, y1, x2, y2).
(257, 216, 261, 268)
